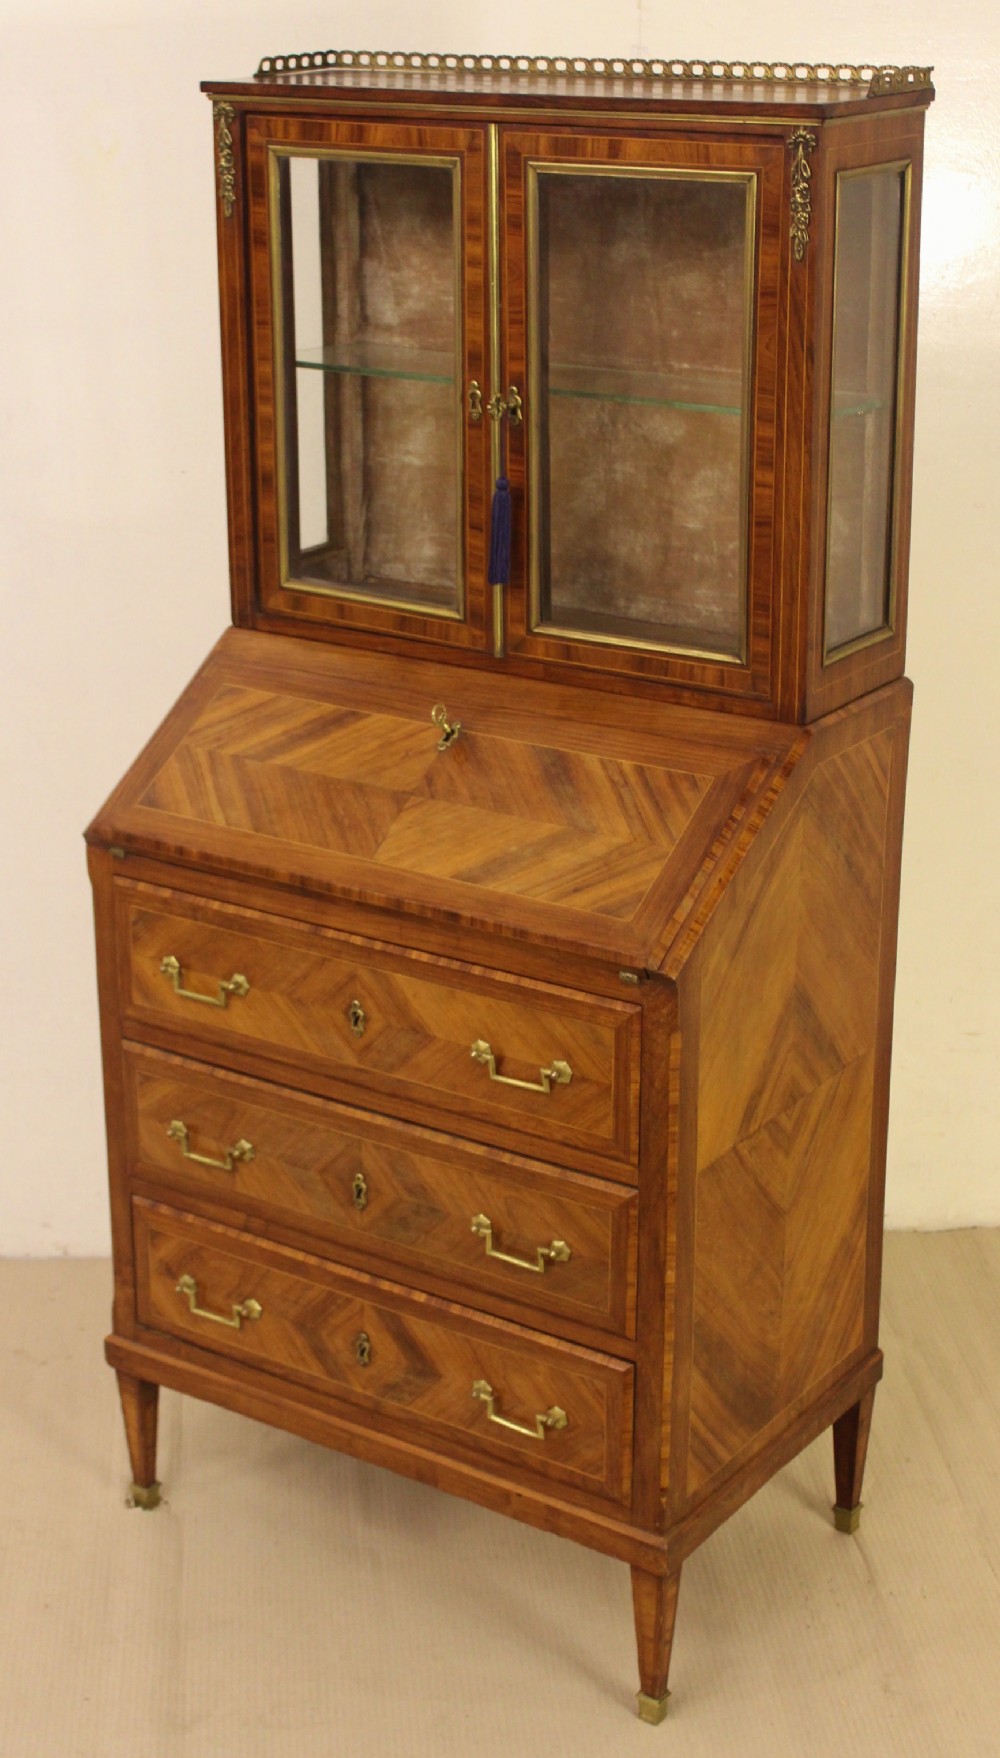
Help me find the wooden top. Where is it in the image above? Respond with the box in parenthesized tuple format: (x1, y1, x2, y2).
(203, 52, 934, 121)
(87, 630, 815, 972)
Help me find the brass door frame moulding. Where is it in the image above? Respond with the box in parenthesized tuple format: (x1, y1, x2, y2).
(822, 159, 912, 665)
(213, 101, 236, 217)
(253, 50, 933, 98)
(266, 141, 467, 623)
(525, 159, 756, 668)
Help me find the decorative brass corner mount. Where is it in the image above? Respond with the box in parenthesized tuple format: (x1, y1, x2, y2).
(213, 101, 236, 218)
(789, 128, 817, 261)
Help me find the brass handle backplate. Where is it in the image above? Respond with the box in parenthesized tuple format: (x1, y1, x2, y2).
(431, 703, 461, 751)
(471, 1378, 567, 1441)
(487, 385, 523, 425)
(470, 1213, 570, 1275)
(166, 1119, 255, 1173)
(175, 1273, 262, 1330)
(470, 1039, 572, 1095)
(160, 954, 250, 1009)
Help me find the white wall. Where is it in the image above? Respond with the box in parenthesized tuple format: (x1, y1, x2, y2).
(1, 0, 996, 1253)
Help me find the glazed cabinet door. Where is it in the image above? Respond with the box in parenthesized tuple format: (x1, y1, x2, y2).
(246, 115, 492, 649)
(498, 129, 786, 705)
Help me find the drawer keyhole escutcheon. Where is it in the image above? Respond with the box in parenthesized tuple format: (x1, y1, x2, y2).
(431, 703, 461, 750)
(471, 1379, 567, 1441)
(470, 1213, 571, 1275)
(470, 1039, 573, 1095)
(352, 1170, 369, 1211)
(175, 1273, 262, 1330)
(160, 954, 250, 1009)
(348, 999, 367, 1038)
(166, 1119, 255, 1173)
(355, 1331, 372, 1367)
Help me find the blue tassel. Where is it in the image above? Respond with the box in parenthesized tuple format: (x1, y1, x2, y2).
(488, 476, 512, 586)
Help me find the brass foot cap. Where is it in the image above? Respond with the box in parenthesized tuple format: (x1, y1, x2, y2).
(636, 1690, 670, 1725)
(833, 1502, 862, 1534)
(129, 1481, 162, 1511)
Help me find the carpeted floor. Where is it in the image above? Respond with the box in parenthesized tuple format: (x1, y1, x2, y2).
(1, 1230, 998, 1757)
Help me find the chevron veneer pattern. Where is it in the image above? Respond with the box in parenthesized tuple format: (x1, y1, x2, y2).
(137, 682, 723, 920)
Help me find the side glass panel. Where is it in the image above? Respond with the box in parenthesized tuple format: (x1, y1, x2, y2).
(824, 164, 908, 658)
(529, 168, 755, 662)
(272, 152, 463, 617)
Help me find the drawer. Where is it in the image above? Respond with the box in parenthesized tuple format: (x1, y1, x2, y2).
(134, 1199, 634, 1505)
(116, 880, 641, 1174)
(124, 1045, 637, 1338)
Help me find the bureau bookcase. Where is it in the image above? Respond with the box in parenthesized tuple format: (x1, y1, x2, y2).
(87, 52, 933, 1720)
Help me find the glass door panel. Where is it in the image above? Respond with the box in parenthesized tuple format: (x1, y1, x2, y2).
(824, 164, 908, 658)
(273, 151, 464, 617)
(529, 167, 755, 662)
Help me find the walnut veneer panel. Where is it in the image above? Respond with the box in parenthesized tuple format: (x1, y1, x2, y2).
(134, 1199, 634, 1504)
(685, 708, 903, 1495)
(124, 1045, 637, 1338)
(117, 880, 640, 1175)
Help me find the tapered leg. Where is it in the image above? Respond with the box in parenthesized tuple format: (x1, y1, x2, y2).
(631, 1565, 681, 1723)
(832, 1386, 875, 1533)
(117, 1371, 161, 1509)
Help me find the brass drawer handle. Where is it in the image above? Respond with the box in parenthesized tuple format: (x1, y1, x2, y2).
(166, 1119, 255, 1173)
(471, 1378, 567, 1441)
(470, 1213, 571, 1275)
(175, 1273, 262, 1330)
(159, 954, 250, 1008)
(470, 1039, 572, 1094)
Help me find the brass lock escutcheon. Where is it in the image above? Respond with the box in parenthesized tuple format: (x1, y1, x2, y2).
(470, 1213, 571, 1275)
(355, 1331, 372, 1367)
(469, 1039, 572, 1095)
(175, 1273, 262, 1331)
(166, 1119, 255, 1173)
(431, 703, 461, 751)
(348, 998, 367, 1039)
(160, 954, 250, 1009)
(352, 1170, 369, 1212)
(471, 1379, 567, 1441)
(487, 385, 523, 425)
(468, 380, 484, 422)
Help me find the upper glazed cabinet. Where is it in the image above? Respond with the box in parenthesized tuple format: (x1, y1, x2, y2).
(208, 53, 933, 720)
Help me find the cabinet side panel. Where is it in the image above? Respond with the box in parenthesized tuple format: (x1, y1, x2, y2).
(683, 690, 909, 1498)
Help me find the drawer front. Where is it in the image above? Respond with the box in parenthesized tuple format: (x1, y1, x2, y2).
(125, 1046, 637, 1337)
(117, 881, 640, 1173)
(134, 1199, 634, 1504)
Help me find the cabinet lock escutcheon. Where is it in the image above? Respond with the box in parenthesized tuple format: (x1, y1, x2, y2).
(487, 385, 523, 424)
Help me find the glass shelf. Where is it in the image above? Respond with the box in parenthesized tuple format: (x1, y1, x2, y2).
(548, 361, 743, 416)
(295, 341, 455, 384)
(832, 390, 887, 419)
